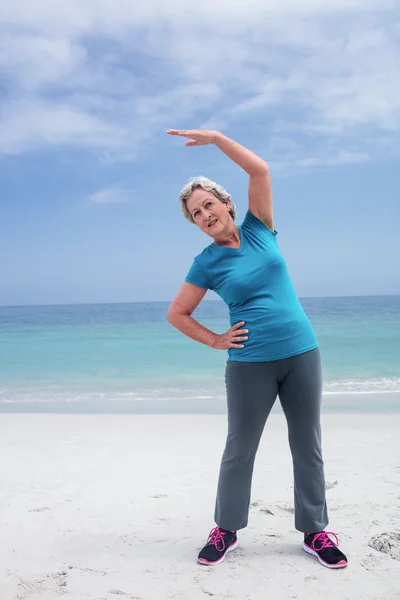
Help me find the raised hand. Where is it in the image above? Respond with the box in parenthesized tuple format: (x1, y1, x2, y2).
(167, 129, 220, 146)
(212, 321, 249, 350)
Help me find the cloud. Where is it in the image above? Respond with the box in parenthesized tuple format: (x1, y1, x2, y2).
(0, 34, 84, 91)
(268, 147, 370, 174)
(0, 99, 126, 154)
(88, 186, 130, 204)
(0, 0, 399, 167)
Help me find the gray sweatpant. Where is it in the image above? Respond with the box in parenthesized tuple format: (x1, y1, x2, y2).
(214, 348, 328, 534)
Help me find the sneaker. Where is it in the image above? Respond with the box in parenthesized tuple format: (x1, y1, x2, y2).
(197, 526, 239, 565)
(303, 531, 348, 569)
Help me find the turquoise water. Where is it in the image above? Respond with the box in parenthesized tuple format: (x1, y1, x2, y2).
(0, 296, 399, 412)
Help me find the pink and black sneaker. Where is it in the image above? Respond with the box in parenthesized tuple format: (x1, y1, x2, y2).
(303, 531, 348, 569)
(197, 526, 239, 565)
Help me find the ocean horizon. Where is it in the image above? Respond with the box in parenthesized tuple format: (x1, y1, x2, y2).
(1, 295, 399, 414)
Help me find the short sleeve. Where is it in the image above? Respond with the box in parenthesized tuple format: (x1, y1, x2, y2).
(242, 210, 278, 239)
(185, 258, 212, 290)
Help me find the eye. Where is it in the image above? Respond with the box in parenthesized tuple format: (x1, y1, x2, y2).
(193, 210, 199, 218)
(205, 201, 212, 208)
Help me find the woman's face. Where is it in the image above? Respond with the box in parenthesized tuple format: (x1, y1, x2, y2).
(186, 188, 232, 238)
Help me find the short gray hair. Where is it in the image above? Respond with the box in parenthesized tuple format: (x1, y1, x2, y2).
(179, 176, 237, 224)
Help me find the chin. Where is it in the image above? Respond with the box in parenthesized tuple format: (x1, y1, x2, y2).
(204, 226, 218, 237)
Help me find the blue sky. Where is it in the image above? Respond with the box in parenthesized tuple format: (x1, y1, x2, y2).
(1, 1, 399, 306)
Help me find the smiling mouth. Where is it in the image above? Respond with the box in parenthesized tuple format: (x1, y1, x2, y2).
(208, 219, 217, 228)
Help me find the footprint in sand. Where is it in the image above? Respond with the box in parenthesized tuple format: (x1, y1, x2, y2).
(276, 504, 295, 514)
(325, 480, 339, 490)
(368, 532, 400, 561)
(109, 592, 142, 599)
(200, 588, 215, 597)
(118, 535, 132, 547)
(28, 506, 51, 512)
(252, 500, 295, 515)
(260, 507, 274, 515)
(250, 501, 275, 515)
(16, 570, 68, 598)
(16, 578, 44, 598)
(75, 566, 108, 576)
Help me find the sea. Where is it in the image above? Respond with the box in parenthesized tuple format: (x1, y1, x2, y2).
(0, 296, 399, 414)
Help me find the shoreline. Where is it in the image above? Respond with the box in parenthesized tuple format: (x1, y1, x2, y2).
(1, 391, 400, 414)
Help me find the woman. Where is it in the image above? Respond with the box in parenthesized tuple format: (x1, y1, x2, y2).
(166, 128, 348, 570)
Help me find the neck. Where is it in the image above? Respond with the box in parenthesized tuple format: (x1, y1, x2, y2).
(213, 225, 240, 248)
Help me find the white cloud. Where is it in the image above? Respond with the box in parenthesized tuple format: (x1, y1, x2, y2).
(0, 99, 126, 154)
(0, 34, 84, 91)
(89, 186, 129, 204)
(0, 0, 399, 167)
(269, 147, 370, 174)
(298, 151, 370, 168)
(0, 0, 396, 35)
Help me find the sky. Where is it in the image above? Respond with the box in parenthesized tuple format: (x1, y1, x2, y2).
(1, 0, 399, 306)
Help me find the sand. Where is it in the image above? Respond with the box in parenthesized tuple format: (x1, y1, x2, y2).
(1, 412, 400, 600)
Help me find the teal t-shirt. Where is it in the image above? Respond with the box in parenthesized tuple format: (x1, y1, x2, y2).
(185, 210, 318, 362)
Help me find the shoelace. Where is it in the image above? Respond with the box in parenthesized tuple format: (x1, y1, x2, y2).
(311, 531, 339, 552)
(207, 526, 227, 552)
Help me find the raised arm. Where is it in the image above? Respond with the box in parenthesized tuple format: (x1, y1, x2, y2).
(167, 129, 274, 231)
(214, 133, 273, 231)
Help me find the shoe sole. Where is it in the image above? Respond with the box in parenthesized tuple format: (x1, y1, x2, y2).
(197, 539, 239, 566)
(303, 544, 348, 569)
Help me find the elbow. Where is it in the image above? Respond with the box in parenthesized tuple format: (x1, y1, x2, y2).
(167, 306, 186, 325)
(166, 306, 175, 324)
(258, 164, 270, 177)
(250, 164, 270, 178)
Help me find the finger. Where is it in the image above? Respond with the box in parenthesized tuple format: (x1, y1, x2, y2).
(232, 321, 246, 330)
(185, 140, 199, 146)
(230, 343, 245, 349)
(167, 129, 190, 136)
(235, 329, 249, 336)
(233, 336, 248, 342)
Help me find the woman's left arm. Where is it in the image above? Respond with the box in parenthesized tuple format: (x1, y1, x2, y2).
(167, 129, 273, 230)
(213, 133, 273, 231)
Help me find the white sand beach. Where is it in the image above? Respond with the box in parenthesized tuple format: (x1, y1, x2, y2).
(1, 412, 400, 600)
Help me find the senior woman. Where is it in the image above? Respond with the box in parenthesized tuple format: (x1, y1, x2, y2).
(166, 129, 347, 570)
